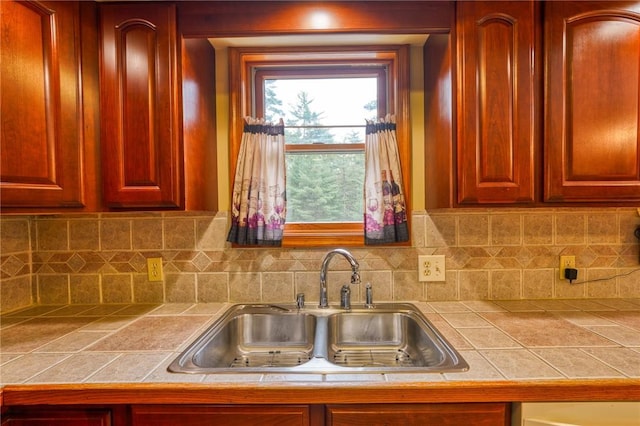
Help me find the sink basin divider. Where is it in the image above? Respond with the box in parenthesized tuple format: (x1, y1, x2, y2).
(312, 316, 329, 360)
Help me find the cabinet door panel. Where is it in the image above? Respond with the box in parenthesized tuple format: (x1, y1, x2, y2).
(326, 403, 509, 426)
(0, 0, 84, 208)
(131, 405, 309, 426)
(456, 1, 538, 204)
(100, 3, 181, 208)
(545, 1, 640, 202)
(1, 409, 111, 426)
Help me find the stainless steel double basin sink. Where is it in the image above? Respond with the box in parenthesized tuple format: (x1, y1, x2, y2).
(168, 303, 468, 374)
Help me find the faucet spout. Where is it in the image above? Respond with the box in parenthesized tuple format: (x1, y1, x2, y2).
(319, 248, 360, 308)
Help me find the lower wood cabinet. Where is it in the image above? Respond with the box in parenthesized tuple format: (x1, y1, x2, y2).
(130, 404, 318, 426)
(2, 402, 510, 426)
(1, 408, 112, 426)
(326, 403, 510, 426)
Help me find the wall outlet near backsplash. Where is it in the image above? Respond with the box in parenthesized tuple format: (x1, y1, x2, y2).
(147, 258, 164, 282)
(418, 255, 446, 282)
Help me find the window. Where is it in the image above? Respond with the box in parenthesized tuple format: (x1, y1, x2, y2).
(229, 46, 410, 246)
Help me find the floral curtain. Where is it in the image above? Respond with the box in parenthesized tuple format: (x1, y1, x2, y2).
(227, 117, 287, 246)
(363, 114, 409, 244)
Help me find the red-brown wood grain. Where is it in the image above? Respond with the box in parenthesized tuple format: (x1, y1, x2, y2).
(177, 1, 453, 38)
(100, 3, 182, 208)
(545, 1, 640, 202)
(326, 403, 510, 426)
(1, 0, 86, 209)
(456, 1, 540, 204)
(181, 38, 218, 211)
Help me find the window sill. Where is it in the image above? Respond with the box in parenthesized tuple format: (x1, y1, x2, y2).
(282, 223, 364, 247)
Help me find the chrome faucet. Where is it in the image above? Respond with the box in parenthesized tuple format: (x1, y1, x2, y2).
(319, 248, 361, 308)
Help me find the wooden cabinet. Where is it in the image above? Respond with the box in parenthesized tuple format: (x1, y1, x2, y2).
(130, 404, 319, 426)
(3, 402, 506, 426)
(99, 3, 217, 210)
(544, 1, 640, 203)
(326, 403, 510, 426)
(1, 408, 111, 426)
(451, 0, 640, 206)
(100, 3, 182, 209)
(0, 0, 94, 210)
(456, 1, 540, 204)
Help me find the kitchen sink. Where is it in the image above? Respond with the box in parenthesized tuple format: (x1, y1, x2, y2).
(172, 305, 316, 370)
(327, 311, 459, 370)
(168, 303, 468, 374)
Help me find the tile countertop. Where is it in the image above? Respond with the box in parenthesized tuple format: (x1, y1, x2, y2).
(1, 299, 639, 404)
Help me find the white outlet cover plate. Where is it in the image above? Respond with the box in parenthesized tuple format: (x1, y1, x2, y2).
(418, 255, 446, 282)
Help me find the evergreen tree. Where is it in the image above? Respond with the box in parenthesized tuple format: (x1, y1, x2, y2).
(283, 89, 364, 222)
(285, 91, 334, 144)
(264, 80, 284, 122)
(363, 99, 378, 120)
(343, 130, 363, 143)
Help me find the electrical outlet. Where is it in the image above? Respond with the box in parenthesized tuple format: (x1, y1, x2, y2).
(559, 255, 576, 280)
(418, 255, 446, 282)
(147, 257, 164, 282)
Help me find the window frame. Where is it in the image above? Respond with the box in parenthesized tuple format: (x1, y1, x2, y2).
(228, 46, 411, 247)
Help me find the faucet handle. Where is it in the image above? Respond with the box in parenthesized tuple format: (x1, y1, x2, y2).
(296, 293, 305, 309)
(365, 283, 375, 308)
(340, 284, 351, 310)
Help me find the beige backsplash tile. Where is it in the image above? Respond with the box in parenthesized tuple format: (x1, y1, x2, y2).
(555, 213, 586, 245)
(37, 274, 69, 304)
(196, 273, 229, 302)
(2, 208, 638, 311)
(523, 214, 553, 245)
(70, 274, 101, 304)
(588, 213, 619, 245)
(164, 218, 197, 250)
(490, 270, 522, 300)
(165, 273, 196, 303)
(261, 272, 294, 303)
(101, 274, 133, 304)
(458, 214, 489, 246)
(491, 214, 522, 246)
(100, 219, 132, 250)
(522, 269, 554, 299)
(132, 218, 164, 250)
(69, 220, 100, 251)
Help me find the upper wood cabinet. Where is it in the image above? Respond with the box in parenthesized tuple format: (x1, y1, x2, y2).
(544, 1, 640, 203)
(100, 3, 217, 210)
(100, 3, 182, 209)
(1, 0, 89, 209)
(456, 1, 540, 204)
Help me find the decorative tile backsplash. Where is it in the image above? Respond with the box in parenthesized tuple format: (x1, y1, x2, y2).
(1, 208, 639, 313)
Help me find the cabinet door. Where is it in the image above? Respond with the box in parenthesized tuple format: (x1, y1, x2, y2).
(0, 0, 85, 208)
(100, 3, 182, 208)
(130, 405, 310, 426)
(326, 403, 509, 426)
(456, 1, 539, 204)
(1, 408, 111, 426)
(545, 1, 640, 202)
